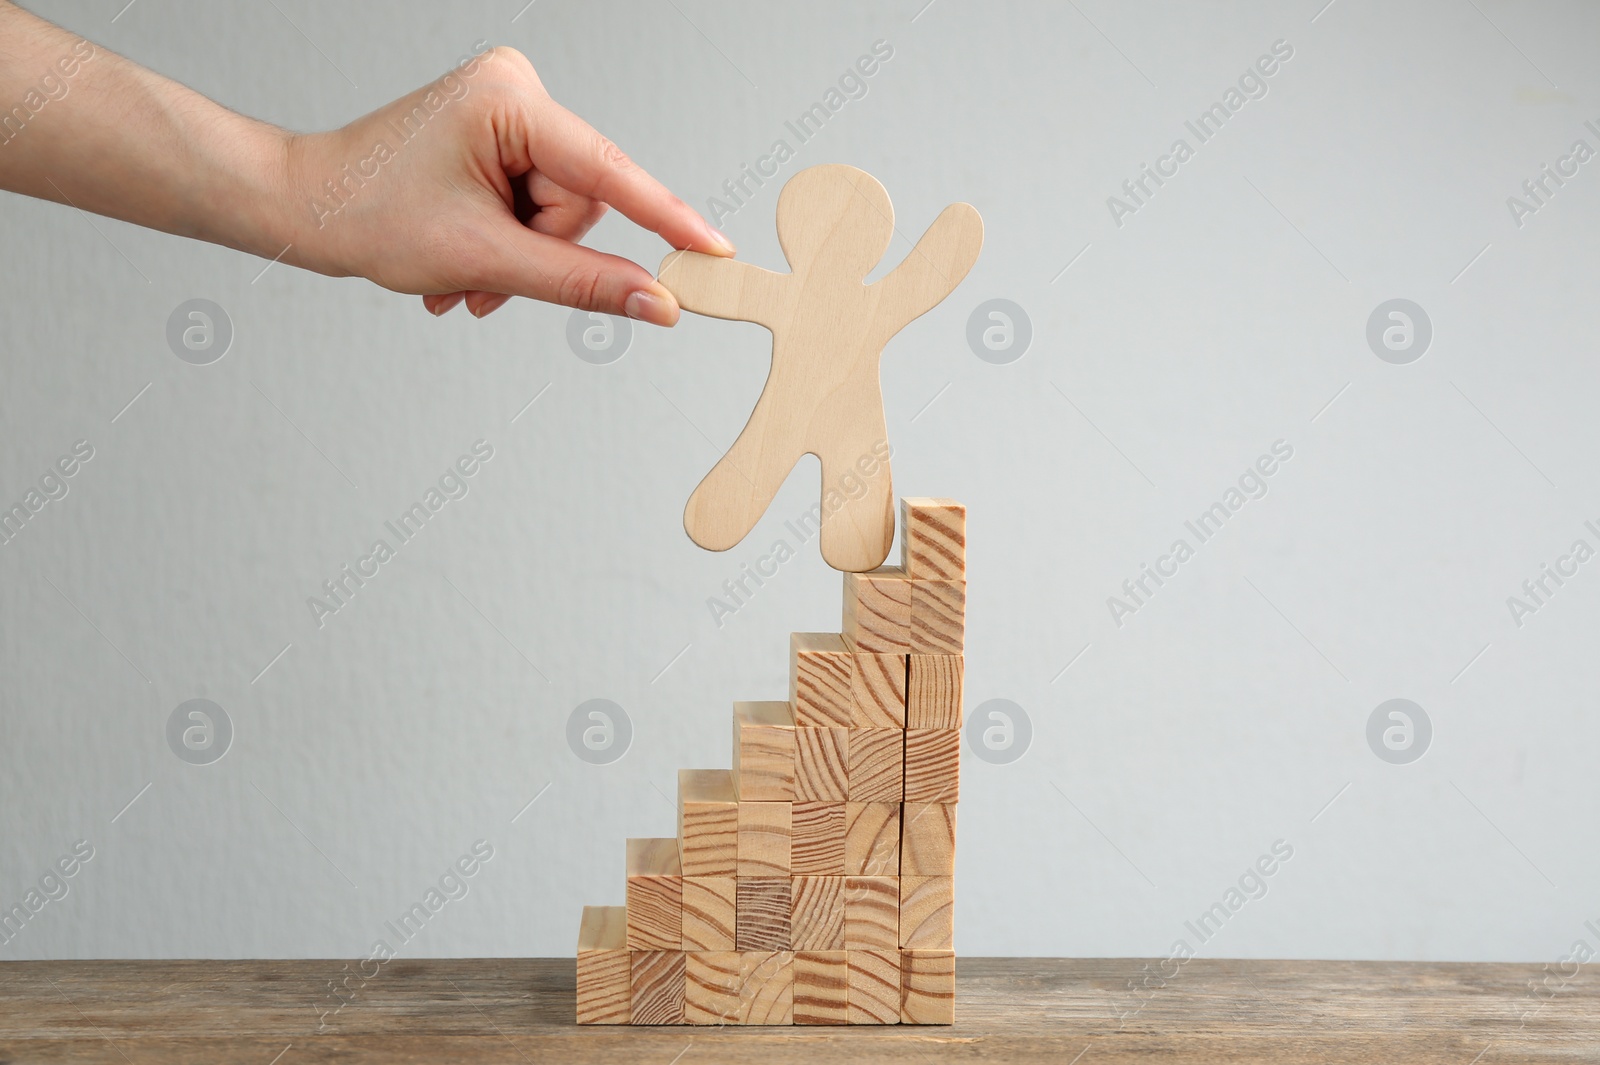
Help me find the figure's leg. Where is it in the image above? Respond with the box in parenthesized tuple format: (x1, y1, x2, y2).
(683, 391, 805, 553)
(815, 410, 894, 573)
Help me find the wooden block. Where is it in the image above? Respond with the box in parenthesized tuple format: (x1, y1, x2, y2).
(629, 950, 685, 1025)
(790, 801, 846, 876)
(793, 950, 848, 1025)
(790, 633, 853, 727)
(910, 580, 965, 655)
(735, 878, 791, 951)
(900, 803, 956, 876)
(847, 949, 901, 1025)
(847, 727, 904, 803)
(684, 951, 740, 1024)
(899, 876, 953, 949)
(790, 875, 845, 950)
(842, 568, 912, 652)
(678, 769, 738, 877)
(907, 654, 962, 729)
(625, 838, 682, 950)
(794, 727, 848, 801)
(732, 701, 795, 801)
(576, 905, 630, 1025)
(904, 728, 959, 804)
(843, 876, 899, 948)
(901, 497, 966, 580)
(899, 949, 955, 1024)
(660, 169, 983, 573)
(737, 801, 791, 876)
(851, 651, 906, 727)
(844, 802, 900, 876)
(738, 951, 794, 1024)
(681, 877, 736, 951)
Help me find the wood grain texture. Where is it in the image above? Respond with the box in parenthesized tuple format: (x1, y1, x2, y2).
(793, 727, 848, 801)
(844, 802, 900, 876)
(625, 839, 683, 950)
(909, 580, 965, 655)
(790, 876, 846, 951)
(790, 801, 846, 876)
(901, 497, 966, 580)
(793, 951, 849, 1025)
(9, 958, 1597, 1060)
(900, 803, 956, 876)
(907, 654, 962, 729)
(850, 651, 907, 727)
(899, 876, 953, 950)
(732, 701, 795, 802)
(629, 951, 686, 1025)
(737, 950, 793, 1025)
(576, 906, 630, 1025)
(847, 727, 904, 803)
(736, 801, 792, 876)
(789, 633, 853, 728)
(843, 876, 899, 949)
(735, 878, 791, 951)
(899, 949, 954, 1025)
(684, 951, 740, 1025)
(847, 949, 902, 1025)
(903, 728, 959, 804)
(659, 166, 983, 573)
(678, 769, 738, 878)
(842, 568, 912, 652)
(681, 877, 737, 951)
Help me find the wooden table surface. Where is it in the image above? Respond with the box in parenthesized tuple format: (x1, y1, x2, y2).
(1, 957, 1592, 1063)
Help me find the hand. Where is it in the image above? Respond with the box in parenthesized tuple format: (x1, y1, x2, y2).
(283, 46, 733, 323)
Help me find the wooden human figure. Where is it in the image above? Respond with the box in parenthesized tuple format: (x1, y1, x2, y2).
(660, 164, 983, 572)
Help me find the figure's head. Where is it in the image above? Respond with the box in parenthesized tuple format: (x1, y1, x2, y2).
(775, 165, 894, 279)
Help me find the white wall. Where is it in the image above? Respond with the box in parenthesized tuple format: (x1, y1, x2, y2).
(2, 0, 1597, 972)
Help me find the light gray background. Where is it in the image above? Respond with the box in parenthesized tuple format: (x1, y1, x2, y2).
(2, 0, 1596, 969)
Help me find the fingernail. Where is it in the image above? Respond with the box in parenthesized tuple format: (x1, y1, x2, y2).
(703, 226, 736, 255)
(625, 285, 678, 327)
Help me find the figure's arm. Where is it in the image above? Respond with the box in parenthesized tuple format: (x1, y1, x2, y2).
(658, 250, 788, 328)
(871, 202, 984, 325)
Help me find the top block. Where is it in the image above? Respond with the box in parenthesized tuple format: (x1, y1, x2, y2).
(901, 498, 966, 580)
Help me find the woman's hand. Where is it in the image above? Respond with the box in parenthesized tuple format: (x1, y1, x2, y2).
(283, 46, 733, 323)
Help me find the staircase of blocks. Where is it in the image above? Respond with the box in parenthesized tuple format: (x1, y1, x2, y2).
(575, 498, 966, 1026)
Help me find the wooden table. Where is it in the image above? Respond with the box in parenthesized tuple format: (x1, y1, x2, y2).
(1, 957, 1592, 1063)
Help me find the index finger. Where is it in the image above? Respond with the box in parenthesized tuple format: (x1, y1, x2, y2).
(524, 98, 736, 258)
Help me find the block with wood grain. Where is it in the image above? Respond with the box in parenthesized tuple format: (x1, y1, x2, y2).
(574, 488, 968, 1024)
(841, 567, 912, 652)
(684, 951, 741, 1024)
(790, 633, 854, 727)
(793, 726, 848, 801)
(629, 949, 685, 1024)
(681, 877, 736, 951)
(904, 728, 960, 804)
(791, 801, 846, 876)
(625, 839, 682, 951)
(900, 498, 966, 579)
(678, 769, 738, 878)
(736, 800, 791, 877)
(851, 651, 907, 727)
(732, 700, 796, 801)
(575, 906, 630, 1024)
(907, 654, 962, 729)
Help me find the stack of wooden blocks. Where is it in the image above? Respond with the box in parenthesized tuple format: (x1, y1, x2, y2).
(576, 497, 966, 1026)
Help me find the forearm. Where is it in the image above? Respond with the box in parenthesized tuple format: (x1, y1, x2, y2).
(0, 1, 292, 260)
